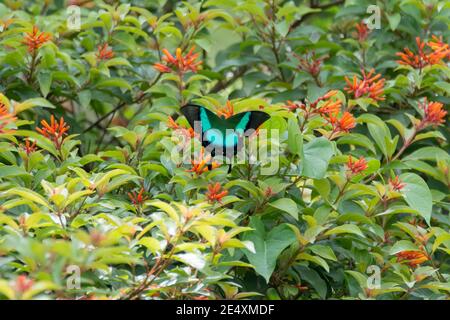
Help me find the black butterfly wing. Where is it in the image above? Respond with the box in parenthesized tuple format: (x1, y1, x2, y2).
(227, 110, 270, 135)
(180, 104, 225, 151)
(180, 104, 270, 157)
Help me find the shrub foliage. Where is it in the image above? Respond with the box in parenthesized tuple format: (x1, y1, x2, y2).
(0, 0, 449, 300)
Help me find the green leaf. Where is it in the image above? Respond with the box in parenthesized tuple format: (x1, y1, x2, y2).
(389, 240, 419, 255)
(137, 237, 161, 254)
(174, 252, 206, 269)
(297, 252, 329, 272)
(242, 217, 296, 283)
(287, 117, 302, 156)
(14, 98, 55, 113)
(434, 81, 450, 95)
(0, 280, 15, 299)
(325, 224, 365, 238)
(301, 137, 334, 179)
(268, 198, 299, 219)
(337, 133, 376, 154)
(96, 78, 132, 91)
(37, 72, 52, 97)
(400, 173, 433, 224)
(404, 147, 450, 161)
(387, 13, 401, 30)
(309, 244, 337, 261)
(0, 165, 30, 179)
(359, 114, 392, 157)
(296, 266, 327, 299)
(3, 187, 51, 209)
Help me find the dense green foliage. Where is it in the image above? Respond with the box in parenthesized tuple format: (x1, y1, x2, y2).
(0, 0, 449, 300)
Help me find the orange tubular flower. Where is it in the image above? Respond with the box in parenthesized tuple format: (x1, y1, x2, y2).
(22, 25, 51, 53)
(344, 69, 385, 101)
(293, 51, 325, 77)
(217, 101, 234, 119)
(417, 98, 447, 129)
(389, 176, 406, 191)
(187, 148, 219, 175)
(318, 99, 342, 116)
(167, 116, 179, 130)
(15, 275, 34, 294)
(96, 43, 114, 61)
(283, 100, 304, 112)
(396, 37, 450, 69)
(310, 90, 338, 109)
(154, 46, 202, 74)
(355, 21, 370, 42)
(428, 35, 450, 59)
(167, 116, 196, 139)
(346, 156, 368, 175)
(36, 115, 69, 149)
(205, 182, 228, 203)
(128, 188, 148, 206)
(329, 111, 356, 134)
(153, 62, 172, 73)
(0, 102, 17, 133)
(396, 250, 429, 267)
(21, 138, 37, 155)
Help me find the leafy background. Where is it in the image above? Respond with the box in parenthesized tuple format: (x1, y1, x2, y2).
(0, 0, 449, 300)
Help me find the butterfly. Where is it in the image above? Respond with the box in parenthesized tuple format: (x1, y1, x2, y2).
(180, 103, 270, 158)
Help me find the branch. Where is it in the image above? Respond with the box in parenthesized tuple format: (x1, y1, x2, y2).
(288, 0, 345, 34)
(82, 74, 161, 134)
(209, 66, 248, 93)
(311, 0, 345, 10)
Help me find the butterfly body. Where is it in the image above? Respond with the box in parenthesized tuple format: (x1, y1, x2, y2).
(180, 104, 270, 158)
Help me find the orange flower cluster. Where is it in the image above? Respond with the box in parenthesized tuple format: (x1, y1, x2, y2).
(283, 90, 355, 139)
(310, 90, 339, 109)
(22, 25, 51, 53)
(21, 139, 37, 155)
(36, 115, 69, 149)
(293, 51, 325, 77)
(154, 46, 202, 74)
(205, 182, 228, 203)
(128, 188, 148, 206)
(187, 148, 220, 175)
(318, 99, 343, 116)
(328, 111, 356, 136)
(15, 275, 34, 294)
(355, 22, 370, 42)
(417, 98, 447, 129)
(167, 116, 196, 139)
(0, 102, 17, 133)
(217, 101, 234, 119)
(344, 69, 385, 101)
(283, 100, 304, 112)
(389, 176, 406, 191)
(396, 250, 429, 267)
(96, 43, 114, 61)
(428, 35, 450, 59)
(396, 37, 450, 69)
(346, 156, 368, 175)
(284, 91, 339, 113)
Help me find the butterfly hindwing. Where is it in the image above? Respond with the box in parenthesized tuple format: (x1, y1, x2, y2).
(227, 110, 270, 135)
